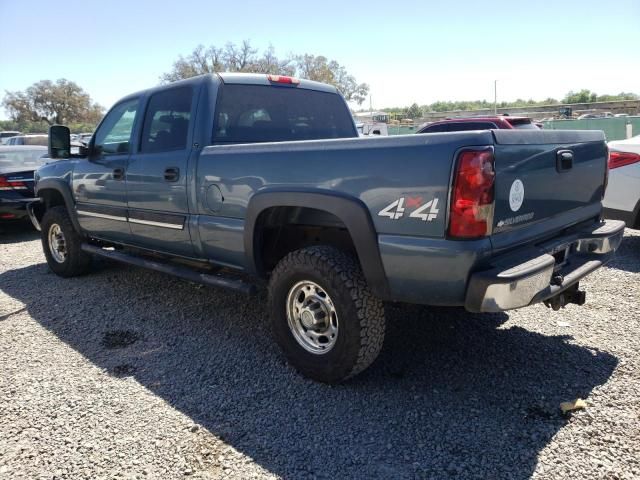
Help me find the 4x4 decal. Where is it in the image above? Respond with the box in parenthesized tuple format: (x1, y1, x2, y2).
(378, 197, 440, 221)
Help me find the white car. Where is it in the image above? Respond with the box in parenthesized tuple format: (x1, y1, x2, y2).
(5, 134, 48, 146)
(603, 135, 640, 229)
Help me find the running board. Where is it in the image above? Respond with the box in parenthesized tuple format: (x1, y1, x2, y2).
(81, 243, 257, 295)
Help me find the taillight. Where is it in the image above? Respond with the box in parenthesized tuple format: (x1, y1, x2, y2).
(0, 176, 28, 191)
(603, 146, 609, 199)
(448, 148, 496, 238)
(608, 150, 640, 169)
(267, 74, 300, 85)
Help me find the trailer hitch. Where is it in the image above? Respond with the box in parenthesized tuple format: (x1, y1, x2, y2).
(544, 283, 586, 311)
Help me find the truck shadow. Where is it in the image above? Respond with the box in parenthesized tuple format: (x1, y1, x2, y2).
(0, 262, 618, 479)
(0, 220, 39, 244)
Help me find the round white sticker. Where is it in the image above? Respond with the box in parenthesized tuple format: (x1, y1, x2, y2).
(509, 179, 524, 212)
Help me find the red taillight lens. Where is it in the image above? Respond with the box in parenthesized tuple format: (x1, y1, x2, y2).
(0, 176, 10, 190)
(448, 148, 495, 238)
(267, 74, 300, 85)
(608, 150, 640, 169)
(0, 176, 27, 191)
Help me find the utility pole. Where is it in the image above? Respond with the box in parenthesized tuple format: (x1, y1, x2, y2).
(494, 80, 498, 114)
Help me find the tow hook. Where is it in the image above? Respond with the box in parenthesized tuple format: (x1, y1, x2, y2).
(544, 283, 586, 311)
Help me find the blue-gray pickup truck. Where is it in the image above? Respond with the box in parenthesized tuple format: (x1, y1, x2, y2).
(29, 73, 624, 382)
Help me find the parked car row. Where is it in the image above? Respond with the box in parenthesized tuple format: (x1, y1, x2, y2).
(70, 132, 93, 144)
(0, 131, 93, 147)
(4, 134, 48, 146)
(0, 146, 49, 221)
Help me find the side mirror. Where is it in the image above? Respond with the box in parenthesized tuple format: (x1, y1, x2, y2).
(49, 125, 71, 159)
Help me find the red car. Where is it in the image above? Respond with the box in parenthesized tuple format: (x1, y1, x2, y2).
(417, 115, 540, 133)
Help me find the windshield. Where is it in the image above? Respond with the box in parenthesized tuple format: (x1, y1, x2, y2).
(213, 85, 357, 144)
(0, 148, 49, 173)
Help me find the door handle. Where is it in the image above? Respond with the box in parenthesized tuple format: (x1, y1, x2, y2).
(164, 167, 180, 182)
(112, 168, 125, 180)
(556, 150, 573, 172)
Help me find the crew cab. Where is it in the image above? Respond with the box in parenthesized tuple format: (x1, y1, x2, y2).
(29, 73, 624, 383)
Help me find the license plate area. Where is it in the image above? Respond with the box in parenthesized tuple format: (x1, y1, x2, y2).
(550, 243, 574, 271)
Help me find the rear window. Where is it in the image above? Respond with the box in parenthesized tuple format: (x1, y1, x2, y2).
(212, 85, 356, 144)
(508, 119, 539, 130)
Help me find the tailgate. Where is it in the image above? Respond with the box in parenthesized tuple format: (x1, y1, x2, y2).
(490, 130, 607, 252)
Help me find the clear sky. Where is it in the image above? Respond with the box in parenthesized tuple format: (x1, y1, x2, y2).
(0, 0, 638, 117)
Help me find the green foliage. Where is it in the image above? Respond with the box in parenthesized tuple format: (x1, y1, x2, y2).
(377, 91, 638, 117)
(561, 89, 638, 104)
(2, 79, 104, 127)
(562, 89, 597, 104)
(161, 41, 370, 105)
(405, 103, 423, 119)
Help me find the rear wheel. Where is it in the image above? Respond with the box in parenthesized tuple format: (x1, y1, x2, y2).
(268, 246, 385, 383)
(41, 206, 91, 277)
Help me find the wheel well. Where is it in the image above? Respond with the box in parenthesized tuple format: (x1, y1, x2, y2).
(255, 206, 358, 274)
(33, 188, 67, 222)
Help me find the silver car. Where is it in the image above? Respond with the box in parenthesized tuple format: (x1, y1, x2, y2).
(603, 135, 640, 229)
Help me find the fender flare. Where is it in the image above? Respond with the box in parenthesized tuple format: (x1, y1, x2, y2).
(244, 189, 390, 299)
(35, 178, 83, 233)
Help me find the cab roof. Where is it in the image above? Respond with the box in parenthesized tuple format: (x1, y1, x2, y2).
(117, 72, 339, 105)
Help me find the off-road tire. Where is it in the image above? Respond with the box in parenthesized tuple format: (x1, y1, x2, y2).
(268, 246, 385, 383)
(41, 206, 91, 277)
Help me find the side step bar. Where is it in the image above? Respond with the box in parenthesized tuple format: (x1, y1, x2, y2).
(81, 243, 257, 295)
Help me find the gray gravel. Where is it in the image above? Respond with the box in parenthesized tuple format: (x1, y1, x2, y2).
(1, 222, 639, 479)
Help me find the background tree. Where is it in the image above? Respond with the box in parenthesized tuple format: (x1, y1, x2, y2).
(161, 41, 369, 105)
(291, 54, 369, 104)
(562, 89, 598, 104)
(405, 103, 423, 119)
(2, 79, 104, 126)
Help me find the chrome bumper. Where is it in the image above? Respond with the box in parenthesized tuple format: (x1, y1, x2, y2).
(465, 219, 625, 313)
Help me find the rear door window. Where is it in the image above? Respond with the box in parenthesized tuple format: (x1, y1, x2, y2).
(140, 86, 193, 153)
(212, 85, 357, 144)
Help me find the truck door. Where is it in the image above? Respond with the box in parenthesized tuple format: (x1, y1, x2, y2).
(125, 85, 197, 257)
(73, 97, 140, 243)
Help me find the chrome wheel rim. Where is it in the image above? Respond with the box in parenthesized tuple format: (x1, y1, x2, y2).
(286, 280, 339, 355)
(48, 223, 67, 263)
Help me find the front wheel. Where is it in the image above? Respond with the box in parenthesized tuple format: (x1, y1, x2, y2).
(41, 206, 91, 277)
(268, 246, 385, 383)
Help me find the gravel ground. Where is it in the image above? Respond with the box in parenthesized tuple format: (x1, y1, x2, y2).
(1, 223, 639, 480)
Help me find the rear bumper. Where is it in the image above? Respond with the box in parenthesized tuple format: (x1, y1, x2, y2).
(465, 219, 625, 312)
